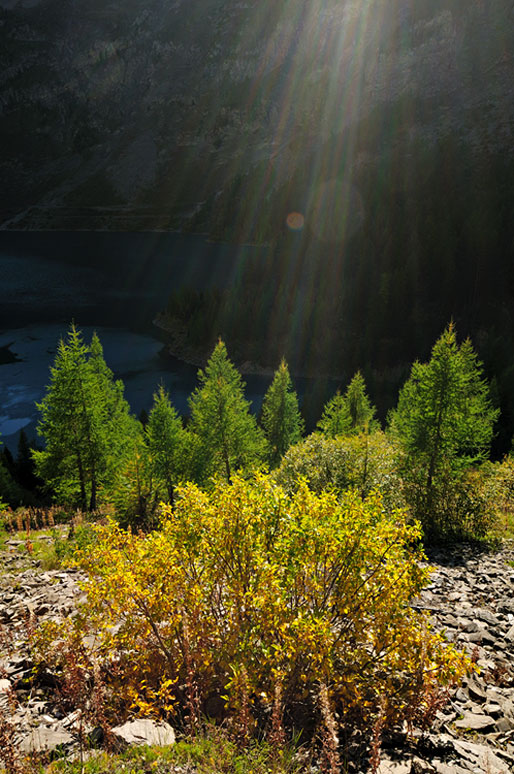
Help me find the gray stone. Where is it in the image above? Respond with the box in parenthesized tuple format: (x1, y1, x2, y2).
(452, 739, 510, 773)
(111, 719, 175, 748)
(484, 702, 503, 718)
(495, 717, 514, 733)
(18, 726, 74, 754)
(454, 712, 497, 731)
(466, 677, 487, 703)
(376, 760, 411, 774)
(505, 623, 514, 642)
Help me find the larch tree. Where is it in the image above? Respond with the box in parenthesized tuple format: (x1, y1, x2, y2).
(317, 391, 352, 437)
(261, 359, 304, 467)
(146, 384, 185, 506)
(34, 325, 137, 510)
(318, 372, 377, 437)
(388, 324, 499, 540)
(189, 339, 265, 481)
(345, 371, 378, 433)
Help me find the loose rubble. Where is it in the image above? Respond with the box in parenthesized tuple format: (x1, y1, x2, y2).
(1, 538, 514, 772)
(378, 541, 514, 773)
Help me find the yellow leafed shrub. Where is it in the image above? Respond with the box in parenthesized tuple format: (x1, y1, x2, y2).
(33, 474, 470, 741)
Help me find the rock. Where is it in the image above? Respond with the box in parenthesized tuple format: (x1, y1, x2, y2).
(495, 717, 514, 732)
(0, 678, 11, 692)
(377, 759, 411, 773)
(111, 719, 175, 748)
(505, 623, 514, 642)
(484, 702, 503, 718)
(18, 726, 74, 754)
(411, 757, 435, 773)
(466, 677, 487, 703)
(432, 765, 471, 774)
(454, 711, 497, 732)
(451, 739, 511, 773)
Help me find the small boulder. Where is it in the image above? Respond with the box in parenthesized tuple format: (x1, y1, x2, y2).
(18, 727, 74, 754)
(454, 711, 496, 732)
(111, 718, 175, 748)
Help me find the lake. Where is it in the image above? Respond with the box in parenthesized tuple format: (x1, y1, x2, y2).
(0, 231, 279, 449)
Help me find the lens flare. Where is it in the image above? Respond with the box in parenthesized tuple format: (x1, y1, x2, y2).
(286, 212, 305, 231)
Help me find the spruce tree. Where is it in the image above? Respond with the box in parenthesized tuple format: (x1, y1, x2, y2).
(189, 340, 265, 481)
(261, 359, 303, 467)
(34, 325, 137, 510)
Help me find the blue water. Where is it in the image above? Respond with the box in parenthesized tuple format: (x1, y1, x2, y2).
(0, 231, 277, 448)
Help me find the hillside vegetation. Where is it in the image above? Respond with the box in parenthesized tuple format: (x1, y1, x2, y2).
(2, 323, 514, 770)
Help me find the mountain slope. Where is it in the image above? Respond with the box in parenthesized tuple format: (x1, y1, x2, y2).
(1, 0, 513, 235)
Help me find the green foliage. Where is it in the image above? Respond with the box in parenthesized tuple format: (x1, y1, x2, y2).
(474, 455, 514, 540)
(261, 359, 303, 467)
(106, 432, 161, 530)
(45, 730, 303, 774)
(37, 476, 469, 747)
(146, 385, 186, 505)
(275, 431, 405, 511)
(33, 325, 139, 511)
(107, 387, 190, 529)
(189, 340, 265, 482)
(318, 371, 378, 437)
(388, 325, 499, 541)
(317, 391, 351, 437)
(53, 523, 97, 564)
(345, 371, 378, 432)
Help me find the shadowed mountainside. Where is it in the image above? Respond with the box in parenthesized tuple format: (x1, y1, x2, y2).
(1, 0, 513, 236)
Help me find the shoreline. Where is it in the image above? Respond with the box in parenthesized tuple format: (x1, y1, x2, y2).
(153, 313, 349, 381)
(153, 313, 276, 378)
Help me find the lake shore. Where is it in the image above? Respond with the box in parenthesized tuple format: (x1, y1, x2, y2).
(153, 313, 276, 378)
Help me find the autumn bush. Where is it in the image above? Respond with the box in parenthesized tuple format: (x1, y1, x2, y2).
(33, 475, 470, 751)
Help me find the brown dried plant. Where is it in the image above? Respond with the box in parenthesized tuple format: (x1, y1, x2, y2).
(183, 619, 200, 735)
(0, 711, 22, 774)
(369, 698, 386, 774)
(269, 680, 286, 749)
(319, 683, 341, 774)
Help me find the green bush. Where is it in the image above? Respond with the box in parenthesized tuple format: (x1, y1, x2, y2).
(275, 431, 405, 511)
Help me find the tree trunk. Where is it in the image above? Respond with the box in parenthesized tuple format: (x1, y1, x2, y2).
(76, 449, 87, 511)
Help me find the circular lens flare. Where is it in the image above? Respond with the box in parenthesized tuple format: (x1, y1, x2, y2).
(286, 211, 305, 231)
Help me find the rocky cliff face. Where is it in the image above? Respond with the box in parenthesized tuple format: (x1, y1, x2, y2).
(1, 0, 513, 235)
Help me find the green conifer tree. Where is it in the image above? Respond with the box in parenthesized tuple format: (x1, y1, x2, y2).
(261, 359, 304, 467)
(345, 371, 378, 433)
(317, 391, 352, 437)
(146, 384, 184, 506)
(189, 339, 265, 481)
(318, 372, 377, 437)
(388, 324, 499, 539)
(34, 325, 137, 510)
